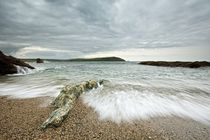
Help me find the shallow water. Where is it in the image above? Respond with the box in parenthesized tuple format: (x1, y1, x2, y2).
(0, 61, 210, 125)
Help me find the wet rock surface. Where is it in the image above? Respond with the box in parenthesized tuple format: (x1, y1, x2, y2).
(36, 58, 44, 63)
(40, 80, 101, 129)
(0, 51, 35, 75)
(139, 61, 210, 68)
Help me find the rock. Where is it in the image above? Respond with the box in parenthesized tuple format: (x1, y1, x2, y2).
(0, 51, 35, 75)
(36, 58, 44, 63)
(139, 61, 210, 68)
(40, 80, 103, 129)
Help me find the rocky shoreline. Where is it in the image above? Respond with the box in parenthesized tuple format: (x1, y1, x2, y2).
(0, 51, 35, 75)
(139, 61, 210, 68)
(0, 96, 210, 140)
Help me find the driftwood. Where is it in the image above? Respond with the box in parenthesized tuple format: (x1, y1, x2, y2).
(40, 80, 103, 129)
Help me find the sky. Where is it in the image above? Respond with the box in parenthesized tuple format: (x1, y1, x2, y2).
(0, 0, 210, 61)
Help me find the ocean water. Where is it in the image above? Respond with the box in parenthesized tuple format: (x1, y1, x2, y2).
(0, 61, 210, 125)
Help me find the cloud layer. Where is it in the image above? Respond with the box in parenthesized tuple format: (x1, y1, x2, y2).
(0, 0, 210, 60)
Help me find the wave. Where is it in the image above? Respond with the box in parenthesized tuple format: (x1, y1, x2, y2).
(0, 82, 61, 98)
(82, 81, 210, 125)
(45, 66, 67, 71)
(9, 65, 64, 76)
(12, 65, 37, 76)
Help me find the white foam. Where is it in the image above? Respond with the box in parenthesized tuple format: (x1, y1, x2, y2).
(0, 82, 61, 98)
(15, 65, 34, 75)
(82, 87, 210, 125)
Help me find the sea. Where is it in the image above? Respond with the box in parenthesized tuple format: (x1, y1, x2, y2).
(0, 61, 210, 125)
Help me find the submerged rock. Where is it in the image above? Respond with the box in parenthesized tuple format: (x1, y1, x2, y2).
(40, 80, 103, 129)
(139, 61, 210, 68)
(36, 58, 44, 63)
(0, 51, 35, 75)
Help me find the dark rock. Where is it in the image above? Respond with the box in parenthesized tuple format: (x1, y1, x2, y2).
(0, 51, 35, 75)
(139, 61, 210, 68)
(36, 58, 44, 63)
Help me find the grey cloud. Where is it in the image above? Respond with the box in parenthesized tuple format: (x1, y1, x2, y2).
(0, 0, 210, 60)
(0, 42, 29, 55)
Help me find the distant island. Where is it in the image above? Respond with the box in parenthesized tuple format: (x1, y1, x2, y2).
(23, 57, 125, 62)
(139, 61, 210, 68)
(68, 57, 125, 61)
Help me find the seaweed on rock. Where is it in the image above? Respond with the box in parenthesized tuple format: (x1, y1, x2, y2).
(40, 80, 103, 129)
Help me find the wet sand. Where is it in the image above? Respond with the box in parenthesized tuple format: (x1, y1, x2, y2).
(0, 96, 210, 140)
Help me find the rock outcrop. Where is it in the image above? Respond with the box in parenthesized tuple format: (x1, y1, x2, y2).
(40, 80, 104, 129)
(0, 51, 35, 75)
(139, 61, 210, 68)
(36, 58, 44, 63)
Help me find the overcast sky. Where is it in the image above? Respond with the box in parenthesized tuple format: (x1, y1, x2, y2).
(0, 0, 210, 61)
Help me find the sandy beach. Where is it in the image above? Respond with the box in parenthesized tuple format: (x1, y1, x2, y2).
(1, 0, 210, 139)
(0, 96, 209, 140)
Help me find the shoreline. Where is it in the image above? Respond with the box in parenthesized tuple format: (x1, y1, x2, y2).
(139, 61, 210, 68)
(0, 96, 210, 139)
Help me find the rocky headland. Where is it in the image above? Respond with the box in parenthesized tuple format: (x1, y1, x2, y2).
(139, 61, 210, 68)
(0, 51, 35, 75)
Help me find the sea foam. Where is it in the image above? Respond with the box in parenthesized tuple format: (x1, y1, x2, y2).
(15, 65, 35, 75)
(82, 84, 210, 125)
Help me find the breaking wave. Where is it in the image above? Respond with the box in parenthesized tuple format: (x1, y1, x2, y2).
(13, 65, 36, 75)
(82, 81, 210, 125)
(10, 65, 66, 76)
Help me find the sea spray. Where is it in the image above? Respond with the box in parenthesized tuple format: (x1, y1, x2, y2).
(82, 82, 210, 125)
(13, 65, 38, 76)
